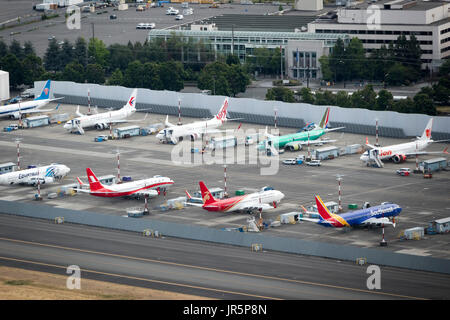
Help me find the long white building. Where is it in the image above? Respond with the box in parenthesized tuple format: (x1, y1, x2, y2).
(307, 0, 450, 70)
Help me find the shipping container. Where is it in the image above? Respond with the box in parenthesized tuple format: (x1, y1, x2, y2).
(419, 157, 448, 173)
(23, 115, 50, 128)
(208, 135, 237, 150)
(314, 146, 340, 160)
(113, 125, 140, 139)
(404, 227, 424, 240)
(0, 162, 16, 174)
(280, 212, 303, 224)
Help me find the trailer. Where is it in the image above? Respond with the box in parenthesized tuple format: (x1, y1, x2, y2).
(113, 125, 141, 139)
(23, 115, 50, 128)
(208, 135, 237, 150)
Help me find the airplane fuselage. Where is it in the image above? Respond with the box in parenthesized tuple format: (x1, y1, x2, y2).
(0, 100, 51, 118)
(318, 203, 402, 228)
(0, 164, 70, 185)
(258, 129, 326, 150)
(360, 139, 430, 162)
(64, 108, 134, 131)
(202, 190, 284, 212)
(157, 118, 224, 142)
(88, 177, 173, 197)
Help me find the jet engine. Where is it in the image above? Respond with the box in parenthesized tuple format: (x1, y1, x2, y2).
(392, 154, 407, 163)
(95, 123, 108, 130)
(190, 133, 199, 141)
(28, 177, 55, 186)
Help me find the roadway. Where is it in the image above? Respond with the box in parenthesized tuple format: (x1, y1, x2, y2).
(1, 214, 449, 300)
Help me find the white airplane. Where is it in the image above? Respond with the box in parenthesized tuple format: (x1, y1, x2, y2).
(76, 168, 174, 198)
(156, 98, 234, 144)
(185, 181, 285, 214)
(63, 89, 146, 134)
(0, 80, 63, 119)
(0, 164, 70, 186)
(360, 118, 449, 167)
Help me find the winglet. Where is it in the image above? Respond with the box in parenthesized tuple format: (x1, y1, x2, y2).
(444, 146, 448, 154)
(185, 190, 192, 200)
(76, 177, 85, 186)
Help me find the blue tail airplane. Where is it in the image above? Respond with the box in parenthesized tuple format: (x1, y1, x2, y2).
(301, 195, 401, 228)
(0, 80, 63, 119)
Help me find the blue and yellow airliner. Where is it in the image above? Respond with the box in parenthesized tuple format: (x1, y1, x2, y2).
(302, 195, 402, 228)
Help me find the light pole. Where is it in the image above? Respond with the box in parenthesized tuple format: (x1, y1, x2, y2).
(177, 98, 182, 125)
(336, 174, 344, 212)
(274, 107, 278, 130)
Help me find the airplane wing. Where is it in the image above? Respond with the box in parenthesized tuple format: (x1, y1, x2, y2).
(324, 127, 345, 133)
(360, 217, 396, 227)
(185, 201, 204, 207)
(299, 217, 321, 223)
(286, 139, 337, 147)
(402, 147, 448, 158)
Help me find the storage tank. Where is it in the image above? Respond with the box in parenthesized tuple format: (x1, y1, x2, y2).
(0, 70, 10, 102)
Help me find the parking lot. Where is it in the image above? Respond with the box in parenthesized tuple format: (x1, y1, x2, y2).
(0, 2, 283, 56)
(0, 101, 449, 260)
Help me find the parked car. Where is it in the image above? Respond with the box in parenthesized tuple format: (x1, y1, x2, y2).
(282, 159, 297, 165)
(136, 23, 155, 29)
(175, 14, 184, 20)
(7, 96, 22, 104)
(396, 168, 411, 176)
(94, 135, 109, 142)
(110, 14, 117, 20)
(306, 159, 321, 166)
(3, 124, 19, 132)
(21, 88, 34, 99)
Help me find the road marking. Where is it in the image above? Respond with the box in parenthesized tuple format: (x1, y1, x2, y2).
(0, 237, 427, 300)
(0, 255, 277, 300)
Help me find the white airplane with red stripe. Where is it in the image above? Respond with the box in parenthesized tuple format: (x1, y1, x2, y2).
(156, 98, 236, 144)
(360, 118, 448, 165)
(77, 168, 173, 198)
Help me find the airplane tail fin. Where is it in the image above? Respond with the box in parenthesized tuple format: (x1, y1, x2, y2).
(318, 107, 330, 129)
(420, 118, 433, 141)
(199, 181, 216, 205)
(86, 168, 104, 192)
(165, 115, 174, 127)
(34, 80, 51, 101)
(124, 89, 138, 110)
(314, 195, 333, 221)
(76, 177, 85, 187)
(215, 98, 229, 122)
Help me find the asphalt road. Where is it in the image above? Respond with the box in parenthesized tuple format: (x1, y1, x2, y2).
(1, 214, 449, 300)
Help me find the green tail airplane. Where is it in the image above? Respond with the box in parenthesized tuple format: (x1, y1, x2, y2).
(257, 107, 344, 151)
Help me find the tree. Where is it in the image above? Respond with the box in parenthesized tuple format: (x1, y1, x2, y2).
(226, 64, 250, 97)
(62, 61, 85, 83)
(44, 38, 61, 71)
(413, 93, 436, 115)
(22, 54, 45, 86)
(438, 59, 450, 77)
(266, 87, 295, 102)
(314, 90, 335, 105)
(159, 61, 184, 92)
(376, 89, 394, 111)
(108, 44, 134, 72)
(335, 91, 351, 108)
(346, 37, 365, 80)
(23, 41, 35, 57)
(0, 40, 8, 57)
(85, 63, 105, 84)
(107, 68, 124, 86)
(1, 53, 24, 88)
(351, 85, 377, 110)
(142, 62, 163, 90)
(73, 37, 88, 67)
(226, 54, 240, 65)
(318, 55, 333, 82)
(392, 97, 415, 113)
(59, 39, 74, 69)
(88, 38, 109, 68)
(298, 87, 315, 104)
(9, 39, 23, 60)
(123, 60, 143, 88)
